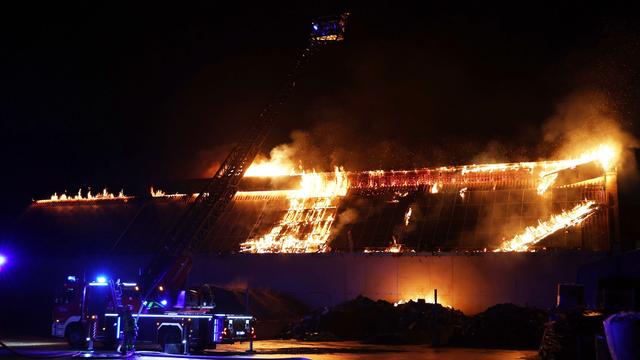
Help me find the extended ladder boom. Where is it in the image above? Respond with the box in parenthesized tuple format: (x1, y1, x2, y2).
(137, 13, 349, 304)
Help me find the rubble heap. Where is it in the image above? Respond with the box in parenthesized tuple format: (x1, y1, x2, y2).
(286, 296, 547, 349)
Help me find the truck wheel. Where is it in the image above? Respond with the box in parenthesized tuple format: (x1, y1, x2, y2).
(65, 323, 86, 349)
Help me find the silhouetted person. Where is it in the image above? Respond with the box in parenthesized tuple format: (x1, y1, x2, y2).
(201, 284, 214, 307)
(121, 305, 137, 354)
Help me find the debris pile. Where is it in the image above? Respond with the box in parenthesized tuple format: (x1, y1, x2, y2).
(286, 296, 466, 345)
(286, 296, 547, 349)
(538, 309, 606, 359)
(455, 303, 548, 349)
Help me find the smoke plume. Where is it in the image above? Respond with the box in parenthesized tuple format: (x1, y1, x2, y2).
(331, 207, 359, 239)
(542, 89, 637, 167)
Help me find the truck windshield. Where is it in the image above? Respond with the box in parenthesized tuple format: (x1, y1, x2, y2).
(86, 285, 112, 314)
(54, 286, 76, 304)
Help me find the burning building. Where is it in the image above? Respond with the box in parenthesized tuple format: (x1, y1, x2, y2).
(30, 144, 619, 253)
(20, 144, 623, 314)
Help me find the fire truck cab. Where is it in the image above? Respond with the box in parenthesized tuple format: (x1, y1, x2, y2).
(52, 275, 254, 353)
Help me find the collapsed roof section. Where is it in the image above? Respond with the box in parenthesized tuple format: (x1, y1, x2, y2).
(27, 156, 617, 254)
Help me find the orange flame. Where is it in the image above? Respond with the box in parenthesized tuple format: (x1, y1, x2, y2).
(240, 167, 349, 253)
(35, 188, 130, 204)
(534, 143, 618, 194)
(244, 151, 299, 177)
(536, 173, 558, 195)
(494, 200, 598, 252)
(459, 187, 468, 200)
(404, 207, 412, 227)
(150, 187, 186, 198)
(244, 163, 297, 177)
(394, 293, 451, 308)
(150, 187, 166, 197)
(364, 235, 413, 253)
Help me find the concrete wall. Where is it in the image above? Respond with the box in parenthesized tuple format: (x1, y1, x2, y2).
(191, 252, 606, 314)
(0, 251, 608, 336)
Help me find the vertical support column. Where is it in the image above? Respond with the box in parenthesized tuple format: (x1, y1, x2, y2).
(605, 171, 621, 252)
(183, 319, 189, 355)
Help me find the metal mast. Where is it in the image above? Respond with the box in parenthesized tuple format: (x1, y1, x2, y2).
(137, 13, 349, 304)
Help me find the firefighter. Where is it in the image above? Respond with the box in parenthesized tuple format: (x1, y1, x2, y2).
(121, 305, 137, 354)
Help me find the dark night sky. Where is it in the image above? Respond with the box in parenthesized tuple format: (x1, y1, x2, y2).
(2, 2, 640, 234)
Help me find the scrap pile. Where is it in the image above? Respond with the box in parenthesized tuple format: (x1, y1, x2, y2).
(455, 303, 548, 349)
(286, 296, 547, 349)
(286, 296, 466, 345)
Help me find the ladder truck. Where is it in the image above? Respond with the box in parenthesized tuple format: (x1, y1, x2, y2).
(51, 13, 348, 354)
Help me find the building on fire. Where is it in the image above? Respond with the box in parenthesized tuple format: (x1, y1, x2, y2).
(17, 146, 636, 315)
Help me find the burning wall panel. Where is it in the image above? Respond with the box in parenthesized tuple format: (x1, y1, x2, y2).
(327, 185, 608, 252)
(26, 153, 616, 254)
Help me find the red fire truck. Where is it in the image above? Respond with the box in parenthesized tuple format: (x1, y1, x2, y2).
(52, 275, 253, 353)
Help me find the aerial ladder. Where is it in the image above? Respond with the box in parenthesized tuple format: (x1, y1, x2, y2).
(136, 12, 350, 308)
(51, 14, 349, 354)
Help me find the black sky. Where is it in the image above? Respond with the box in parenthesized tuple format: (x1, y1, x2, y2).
(2, 2, 640, 231)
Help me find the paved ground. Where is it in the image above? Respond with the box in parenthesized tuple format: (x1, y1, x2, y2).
(0, 338, 537, 360)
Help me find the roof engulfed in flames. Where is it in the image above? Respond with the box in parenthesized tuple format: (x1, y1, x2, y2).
(239, 167, 348, 253)
(32, 143, 618, 253)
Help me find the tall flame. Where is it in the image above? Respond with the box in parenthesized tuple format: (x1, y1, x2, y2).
(244, 152, 299, 177)
(240, 167, 349, 253)
(150, 187, 186, 198)
(536, 173, 558, 195)
(150, 187, 166, 197)
(494, 200, 598, 252)
(35, 188, 130, 204)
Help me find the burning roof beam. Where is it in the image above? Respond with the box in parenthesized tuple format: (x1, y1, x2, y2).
(494, 200, 599, 252)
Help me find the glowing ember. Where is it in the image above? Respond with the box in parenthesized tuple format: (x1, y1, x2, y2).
(150, 187, 166, 197)
(461, 162, 537, 175)
(430, 183, 440, 194)
(385, 240, 403, 253)
(35, 188, 131, 204)
(150, 187, 186, 198)
(394, 294, 451, 308)
(386, 244, 402, 253)
(404, 207, 412, 226)
(536, 173, 558, 195)
(459, 187, 468, 200)
(364, 236, 413, 253)
(494, 200, 598, 252)
(240, 167, 349, 253)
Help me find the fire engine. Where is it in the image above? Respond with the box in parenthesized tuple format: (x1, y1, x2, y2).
(50, 12, 347, 354)
(52, 275, 253, 353)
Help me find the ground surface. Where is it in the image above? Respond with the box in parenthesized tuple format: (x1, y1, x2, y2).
(0, 338, 537, 360)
